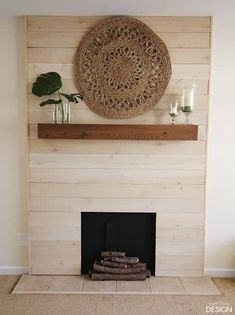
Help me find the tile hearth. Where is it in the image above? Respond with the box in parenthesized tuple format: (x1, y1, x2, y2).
(12, 276, 220, 295)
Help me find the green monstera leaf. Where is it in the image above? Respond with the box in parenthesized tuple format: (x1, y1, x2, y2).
(32, 72, 62, 97)
(60, 93, 83, 103)
(40, 99, 62, 107)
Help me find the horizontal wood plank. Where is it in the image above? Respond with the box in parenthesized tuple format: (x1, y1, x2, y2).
(30, 212, 81, 241)
(27, 16, 211, 33)
(170, 48, 210, 64)
(157, 213, 204, 228)
(30, 153, 206, 170)
(30, 226, 80, 241)
(27, 31, 210, 49)
(27, 78, 209, 95)
(138, 16, 211, 33)
(156, 255, 203, 277)
(157, 227, 204, 241)
(30, 168, 205, 185)
(30, 211, 81, 226)
(29, 139, 206, 155)
(30, 240, 81, 275)
(28, 94, 209, 111)
(29, 110, 208, 125)
(27, 63, 210, 81)
(30, 182, 205, 199)
(157, 240, 204, 255)
(28, 47, 210, 64)
(30, 197, 204, 213)
(29, 124, 208, 141)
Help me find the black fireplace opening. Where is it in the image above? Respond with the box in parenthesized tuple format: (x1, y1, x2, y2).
(81, 212, 156, 274)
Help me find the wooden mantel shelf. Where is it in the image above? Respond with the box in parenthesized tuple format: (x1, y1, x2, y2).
(38, 124, 198, 140)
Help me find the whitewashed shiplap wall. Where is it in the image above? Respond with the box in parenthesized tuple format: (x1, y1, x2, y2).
(27, 16, 211, 276)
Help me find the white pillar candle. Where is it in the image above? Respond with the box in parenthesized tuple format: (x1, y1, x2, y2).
(181, 88, 185, 107)
(189, 84, 196, 108)
(184, 88, 190, 107)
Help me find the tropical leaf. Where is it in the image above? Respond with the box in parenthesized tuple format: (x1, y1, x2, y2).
(60, 93, 83, 103)
(32, 72, 62, 96)
(40, 99, 62, 107)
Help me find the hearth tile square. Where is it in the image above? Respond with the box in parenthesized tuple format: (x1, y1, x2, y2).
(82, 277, 116, 292)
(48, 276, 83, 292)
(12, 275, 52, 293)
(181, 277, 221, 295)
(149, 277, 185, 294)
(117, 280, 150, 293)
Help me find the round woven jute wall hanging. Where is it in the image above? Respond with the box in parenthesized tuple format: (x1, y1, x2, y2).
(74, 16, 172, 119)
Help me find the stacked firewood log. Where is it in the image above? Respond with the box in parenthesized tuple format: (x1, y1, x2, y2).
(89, 251, 151, 280)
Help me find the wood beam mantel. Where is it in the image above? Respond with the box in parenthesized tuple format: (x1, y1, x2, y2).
(38, 124, 198, 140)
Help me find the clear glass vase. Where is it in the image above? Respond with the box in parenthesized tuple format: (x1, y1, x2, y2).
(52, 102, 71, 124)
(60, 102, 66, 123)
(52, 104, 59, 123)
(64, 102, 71, 124)
(169, 101, 179, 125)
(180, 84, 196, 125)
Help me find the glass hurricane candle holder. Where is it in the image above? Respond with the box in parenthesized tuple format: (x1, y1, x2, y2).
(180, 84, 196, 125)
(169, 101, 179, 125)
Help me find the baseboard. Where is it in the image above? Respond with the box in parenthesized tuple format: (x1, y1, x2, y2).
(205, 268, 235, 278)
(0, 266, 29, 275)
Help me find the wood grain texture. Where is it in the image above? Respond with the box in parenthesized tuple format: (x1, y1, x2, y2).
(157, 255, 204, 277)
(30, 182, 204, 199)
(29, 139, 206, 154)
(27, 31, 210, 49)
(28, 94, 209, 110)
(27, 78, 209, 95)
(30, 212, 81, 241)
(30, 240, 81, 275)
(29, 109, 208, 125)
(27, 16, 211, 33)
(29, 124, 208, 140)
(28, 47, 210, 64)
(38, 124, 198, 140)
(27, 63, 210, 81)
(27, 16, 211, 276)
(30, 197, 205, 213)
(30, 153, 206, 170)
(30, 168, 205, 184)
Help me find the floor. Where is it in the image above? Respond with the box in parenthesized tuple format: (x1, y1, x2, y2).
(13, 275, 221, 295)
(0, 276, 235, 315)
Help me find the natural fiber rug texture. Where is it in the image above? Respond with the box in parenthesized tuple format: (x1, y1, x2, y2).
(74, 16, 171, 119)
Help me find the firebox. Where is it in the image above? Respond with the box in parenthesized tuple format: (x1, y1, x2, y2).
(81, 212, 156, 274)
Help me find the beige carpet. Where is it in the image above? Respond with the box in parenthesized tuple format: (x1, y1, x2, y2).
(0, 276, 235, 315)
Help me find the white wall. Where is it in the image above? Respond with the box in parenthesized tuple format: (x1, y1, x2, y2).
(0, 17, 28, 273)
(0, 0, 235, 17)
(205, 16, 235, 276)
(0, 12, 235, 276)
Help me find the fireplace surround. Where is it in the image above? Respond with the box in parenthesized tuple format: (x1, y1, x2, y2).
(81, 212, 156, 274)
(28, 16, 210, 277)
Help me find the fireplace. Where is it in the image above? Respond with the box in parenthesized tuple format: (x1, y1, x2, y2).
(81, 212, 156, 275)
